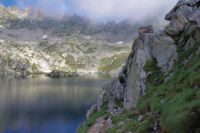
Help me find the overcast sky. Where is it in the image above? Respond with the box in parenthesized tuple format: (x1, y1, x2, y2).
(0, 0, 178, 22)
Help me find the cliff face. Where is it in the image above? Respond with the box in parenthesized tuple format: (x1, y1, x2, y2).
(79, 0, 200, 132)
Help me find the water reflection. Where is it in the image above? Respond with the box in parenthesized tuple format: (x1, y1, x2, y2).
(0, 75, 107, 133)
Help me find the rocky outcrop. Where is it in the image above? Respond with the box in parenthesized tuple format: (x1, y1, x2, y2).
(92, 0, 200, 113)
(86, 25, 175, 119)
(98, 78, 124, 114)
(152, 32, 177, 72)
(165, 0, 194, 36)
(86, 23, 179, 116)
(123, 26, 154, 109)
(45, 70, 78, 78)
(83, 1, 200, 132)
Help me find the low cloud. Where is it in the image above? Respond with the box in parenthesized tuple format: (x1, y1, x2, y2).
(72, 0, 177, 22)
(15, 0, 178, 22)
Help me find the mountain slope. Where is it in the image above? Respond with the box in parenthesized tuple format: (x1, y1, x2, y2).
(79, 0, 200, 132)
(0, 36, 131, 78)
(0, 5, 137, 78)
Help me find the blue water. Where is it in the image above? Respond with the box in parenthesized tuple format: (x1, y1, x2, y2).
(0, 75, 106, 133)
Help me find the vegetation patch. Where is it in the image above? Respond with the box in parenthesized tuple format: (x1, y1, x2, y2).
(107, 111, 153, 133)
(137, 53, 200, 133)
(65, 55, 77, 71)
(38, 40, 48, 48)
(32, 63, 40, 73)
(77, 104, 110, 133)
(98, 52, 129, 73)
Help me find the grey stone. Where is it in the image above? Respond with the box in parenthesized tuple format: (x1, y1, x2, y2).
(188, 8, 200, 26)
(123, 49, 149, 109)
(138, 25, 154, 36)
(165, 5, 193, 35)
(138, 115, 143, 121)
(152, 33, 177, 72)
(132, 38, 143, 52)
(123, 43, 153, 109)
(160, 100, 165, 104)
(196, 46, 200, 54)
(86, 104, 97, 120)
(98, 78, 125, 111)
(184, 38, 195, 50)
(123, 26, 155, 110)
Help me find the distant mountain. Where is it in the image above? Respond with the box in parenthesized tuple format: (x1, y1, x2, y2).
(0, 4, 167, 78)
(0, 4, 141, 42)
(0, 4, 136, 78)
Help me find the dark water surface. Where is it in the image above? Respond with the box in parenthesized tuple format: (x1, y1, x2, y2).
(0, 75, 107, 133)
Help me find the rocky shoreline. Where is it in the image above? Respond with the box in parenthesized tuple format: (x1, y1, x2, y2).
(78, 0, 200, 132)
(45, 70, 79, 78)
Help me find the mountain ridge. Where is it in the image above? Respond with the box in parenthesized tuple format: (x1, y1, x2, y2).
(0, 4, 140, 78)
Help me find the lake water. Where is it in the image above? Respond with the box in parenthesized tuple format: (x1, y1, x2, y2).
(0, 75, 107, 133)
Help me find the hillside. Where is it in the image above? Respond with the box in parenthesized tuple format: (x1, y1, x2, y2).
(0, 4, 139, 78)
(78, 0, 200, 132)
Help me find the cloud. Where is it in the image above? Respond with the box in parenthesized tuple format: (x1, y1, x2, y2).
(71, 0, 178, 22)
(15, 0, 178, 22)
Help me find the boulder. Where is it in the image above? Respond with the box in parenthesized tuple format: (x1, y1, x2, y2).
(165, 5, 193, 35)
(196, 46, 200, 54)
(152, 32, 177, 72)
(138, 25, 154, 36)
(123, 26, 154, 110)
(188, 8, 200, 26)
(98, 78, 125, 111)
(123, 48, 150, 109)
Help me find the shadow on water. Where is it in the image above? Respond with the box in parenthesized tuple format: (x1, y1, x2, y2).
(0, 75, 108, 133)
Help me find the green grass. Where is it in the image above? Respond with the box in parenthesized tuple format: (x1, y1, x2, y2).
(65, 55, 77, 71)
(79, 24, 200, 133)
(107, 120, 140, 133)
(77, 104, 110, 133)
(114, 98, 123, 107)
(38, 40, 48, 48)
(107, 111, 153, 133)
(137, 53, 200, 133)
(80, 46, 200, 133)
(143, 58, 164, 86)
(98, 52, 129, 73)
(32, 63, 40, 73)
(111, 110, 135, 125)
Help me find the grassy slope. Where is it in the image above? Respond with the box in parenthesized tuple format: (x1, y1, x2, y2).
(98, 52, 129, 73)
(107, 44, 200, 133)
(78, 28, 200, 132)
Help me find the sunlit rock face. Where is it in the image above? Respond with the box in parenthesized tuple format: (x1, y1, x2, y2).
(0, 5, 138, 78)
(0, 36, 130, 78)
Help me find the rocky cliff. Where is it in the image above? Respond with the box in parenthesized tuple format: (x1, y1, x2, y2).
(78, 0, 200, 132)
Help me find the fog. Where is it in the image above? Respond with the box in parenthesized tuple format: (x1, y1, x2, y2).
(16, 0, 178, 22)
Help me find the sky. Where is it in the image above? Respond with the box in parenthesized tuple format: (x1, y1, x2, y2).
(0, 0, 178, 22)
